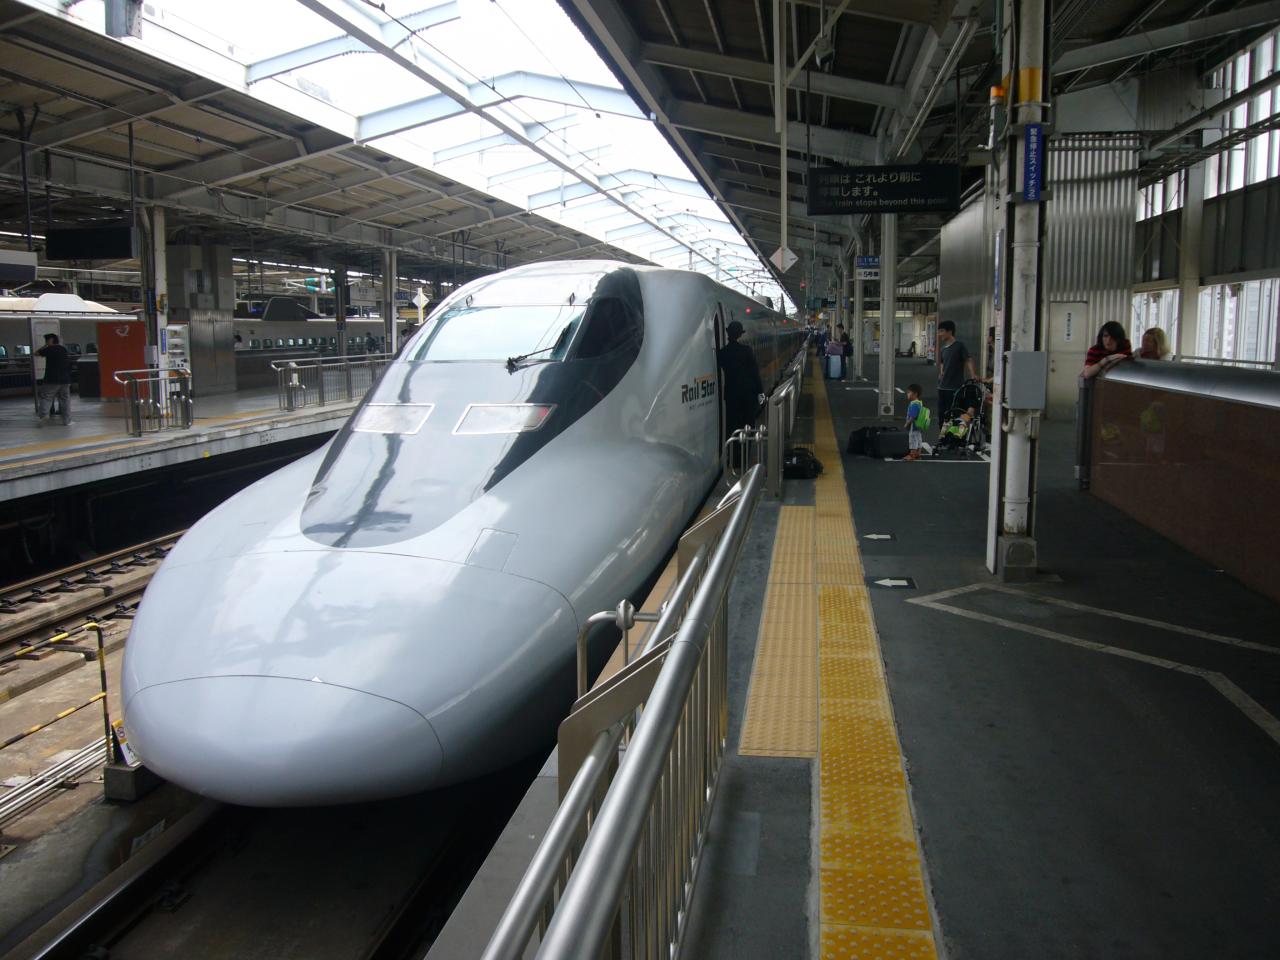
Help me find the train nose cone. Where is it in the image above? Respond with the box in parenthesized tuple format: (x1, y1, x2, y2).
(124, 677, 442, 806)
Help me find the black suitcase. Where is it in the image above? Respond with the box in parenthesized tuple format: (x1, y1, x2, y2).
(872, 428, 910, 459)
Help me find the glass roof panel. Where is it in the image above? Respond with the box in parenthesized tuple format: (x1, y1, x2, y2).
(50, 0, 794, 307)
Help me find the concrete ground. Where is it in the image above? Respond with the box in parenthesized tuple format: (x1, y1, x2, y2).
(0, 385, 283, 456)
(829, 357, 1280, 960)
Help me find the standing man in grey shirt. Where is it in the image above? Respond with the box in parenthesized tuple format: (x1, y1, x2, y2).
(936, 320, 977, 420)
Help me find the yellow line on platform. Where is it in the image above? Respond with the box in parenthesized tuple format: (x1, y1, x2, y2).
(811, 361, 939, 959)
(737, 358, 938, 955)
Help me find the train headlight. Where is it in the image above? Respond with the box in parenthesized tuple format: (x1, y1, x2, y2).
(352, 403, 435, 435)
(453, 403, 555, 435)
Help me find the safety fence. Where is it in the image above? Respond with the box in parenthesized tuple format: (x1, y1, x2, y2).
(0, 622, 118, 828)
(724, 355, 804, 499)
(112, 368, 193, 438)
(481, 466, 763, 960)
(271, 353, 394, 411)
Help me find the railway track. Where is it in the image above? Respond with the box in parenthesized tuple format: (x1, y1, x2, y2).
(3, 757, 541, 960)
(0, 533, 181, 699)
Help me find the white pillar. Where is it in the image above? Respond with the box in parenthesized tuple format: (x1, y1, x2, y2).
(878, 215, 897, 416)
(854, 237, 866, 379)
(992, 0, 1047, 579)
(382, 248, 397, 353)
(150, 206, 167, 353)
(1177, 162, 1204, 359)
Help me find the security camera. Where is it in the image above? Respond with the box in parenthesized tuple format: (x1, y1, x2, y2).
(813, 32, 835, 69)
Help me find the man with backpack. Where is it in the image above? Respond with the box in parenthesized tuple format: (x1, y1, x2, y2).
(904, 383, 929, 461)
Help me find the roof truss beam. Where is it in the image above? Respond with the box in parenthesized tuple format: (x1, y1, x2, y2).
(246, 2, 460, 83)
(1054, 0, 1280, 73)
(640, 42, 905, 110)
(666, 100, 877, 163)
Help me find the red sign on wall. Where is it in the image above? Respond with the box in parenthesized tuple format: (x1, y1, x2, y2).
(96, 321, 147, 400)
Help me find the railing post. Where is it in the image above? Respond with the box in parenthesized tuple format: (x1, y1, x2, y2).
(344, 357, 353, 401)
(1075, 376, 1094, 490)
(90, 622, 118, 764)
(127, 378, 142, 437)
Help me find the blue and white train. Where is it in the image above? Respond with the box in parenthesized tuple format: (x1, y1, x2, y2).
(121, 261, 803, 805)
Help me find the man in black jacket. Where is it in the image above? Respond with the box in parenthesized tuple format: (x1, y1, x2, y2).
(718, 320, 764, 433)
(36, 333, 73, 426)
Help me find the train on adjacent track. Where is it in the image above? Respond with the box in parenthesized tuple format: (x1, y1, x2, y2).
(121, 261, 803, 805)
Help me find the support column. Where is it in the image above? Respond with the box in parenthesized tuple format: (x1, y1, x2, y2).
(878, 215, 897, 416)
(1177, 162, 1205, 358)
(382, 248, 398, 353)
(990, 0, 1048, 579)
(853, 235, 866, 379)
(149, 206, 167, 354)
(334, 265, 348, 357)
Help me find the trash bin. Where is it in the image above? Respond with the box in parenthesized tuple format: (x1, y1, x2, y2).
(78, 358, 100, 399)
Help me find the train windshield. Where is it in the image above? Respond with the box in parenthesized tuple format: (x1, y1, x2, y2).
(404, 304, 584, 363)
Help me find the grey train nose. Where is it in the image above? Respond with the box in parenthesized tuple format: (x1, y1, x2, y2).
(125, 676, 443, 806)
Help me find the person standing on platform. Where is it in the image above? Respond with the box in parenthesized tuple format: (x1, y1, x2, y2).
(839, 324, 852, 379)
(936, 320, 977, 418)
(35, 333, 73, 427)
(904, 383, 927, 461)
(718, 320, 764, 435)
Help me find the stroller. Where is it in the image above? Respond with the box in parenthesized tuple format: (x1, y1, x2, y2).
(933, 380, 990, 456)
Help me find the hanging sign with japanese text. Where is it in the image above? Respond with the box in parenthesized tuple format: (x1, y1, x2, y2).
(1023, 123, 1044, 201)
(807, 164, 962, 216)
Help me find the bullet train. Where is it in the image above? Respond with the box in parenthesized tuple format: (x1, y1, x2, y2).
(121, 261, 802, 806)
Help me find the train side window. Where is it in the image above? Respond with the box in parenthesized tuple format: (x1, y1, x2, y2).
(0, 345, 7, 357)
(86, 342, 97, 354)
(68, 343, 81, 355)
(16, 344, 31, 355)
(576, 297, 641, 359)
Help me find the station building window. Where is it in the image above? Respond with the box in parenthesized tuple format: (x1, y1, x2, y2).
(1132, 289, 1181, 348)
(1206, 32, 1280, 199)
(1136, 171, 1184, 220)
(1195, 279, 1280, 366)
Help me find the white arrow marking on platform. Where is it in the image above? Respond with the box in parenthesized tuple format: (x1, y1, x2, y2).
(864, 534, 893, 540)
(874, 578, 911, 587)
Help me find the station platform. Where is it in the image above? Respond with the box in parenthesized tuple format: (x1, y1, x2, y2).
(436, 355, 1280, 959)
(0, 388, 356, 503)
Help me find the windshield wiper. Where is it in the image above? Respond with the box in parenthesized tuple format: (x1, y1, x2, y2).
(506, 322, 574, 371)
(506, 345, 559, 371)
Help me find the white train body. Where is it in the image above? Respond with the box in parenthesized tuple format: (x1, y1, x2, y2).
(121, 262, 801, 805)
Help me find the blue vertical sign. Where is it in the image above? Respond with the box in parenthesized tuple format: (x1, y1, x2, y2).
(1023, 123, 1044, 201)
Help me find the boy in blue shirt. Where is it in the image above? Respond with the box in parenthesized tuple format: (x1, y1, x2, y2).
(904, 383, 926, 461)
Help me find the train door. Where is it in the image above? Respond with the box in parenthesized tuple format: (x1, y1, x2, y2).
(714, 304, 727, 454)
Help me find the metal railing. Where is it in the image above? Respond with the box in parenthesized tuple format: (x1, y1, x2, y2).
(1180, 354, 1279, 371)
(0, 622, 118, 828)
(113, 368, 193, 438)
(482, 466, 764, 960)
(723, 353, 806, 492)
(271, 352, 395, 410)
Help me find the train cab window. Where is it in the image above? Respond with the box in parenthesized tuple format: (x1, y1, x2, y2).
(575, 297, 641, 359)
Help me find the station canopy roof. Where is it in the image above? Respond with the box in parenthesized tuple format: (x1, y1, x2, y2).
(0, 0, 791, 307)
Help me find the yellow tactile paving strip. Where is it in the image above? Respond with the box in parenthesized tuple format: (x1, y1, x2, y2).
(738, 358, 939, 957)
(738, 506, 818, 756)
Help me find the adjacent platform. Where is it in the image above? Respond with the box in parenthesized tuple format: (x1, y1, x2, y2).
(0, 389, 355, 503)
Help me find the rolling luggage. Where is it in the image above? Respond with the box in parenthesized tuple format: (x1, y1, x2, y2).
(826, 354, 842, 379)
(871, 428, 910, 459)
